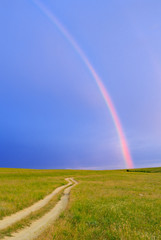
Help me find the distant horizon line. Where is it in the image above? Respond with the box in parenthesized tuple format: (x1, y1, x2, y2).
(0, 166, 160, 171)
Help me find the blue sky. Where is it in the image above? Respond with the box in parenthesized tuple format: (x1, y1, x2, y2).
(0, 0, 161, 169)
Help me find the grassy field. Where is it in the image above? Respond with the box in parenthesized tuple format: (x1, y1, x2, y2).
(0, 168, 161, 239)
(0, 168, 67, 219)
(0, 189, 63, 239)
(126, 167, 161, 173)
(36, 168, 161, 240)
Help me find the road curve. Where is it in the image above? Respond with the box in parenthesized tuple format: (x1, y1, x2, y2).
(0, 178, 73, 231)
(3, 178, 77, 240)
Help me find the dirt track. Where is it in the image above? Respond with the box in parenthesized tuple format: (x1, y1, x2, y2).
(2, 178, 77, 240)
(0, 178, 72, 231)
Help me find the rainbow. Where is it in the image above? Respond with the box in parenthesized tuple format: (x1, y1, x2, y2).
(32, 0, 134, 169)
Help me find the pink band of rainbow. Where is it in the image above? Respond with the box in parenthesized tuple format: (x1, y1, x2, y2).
(33, 0, 134, 169)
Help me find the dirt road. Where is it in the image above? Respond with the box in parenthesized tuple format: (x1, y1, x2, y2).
(0, 178, 73, 231)
(3, 178, 77, 240)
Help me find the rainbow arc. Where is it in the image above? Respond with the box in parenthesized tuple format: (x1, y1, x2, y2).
(33, 0, 134, 169)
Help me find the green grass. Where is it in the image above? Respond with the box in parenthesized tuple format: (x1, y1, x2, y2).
(0, 168, 67, 219)
(0, 167, 161, 240)
(36, 168, 161, 240)
(0, 190, 64, 239)
(126, 167, 161, 173)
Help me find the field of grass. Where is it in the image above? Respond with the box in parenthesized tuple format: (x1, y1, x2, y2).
(0, 167, 161, 239)
(0, 168, 67, 219)
(0, 189, 63, 239)
(126, 167, 161, 173)
(36, 168, 161, 240)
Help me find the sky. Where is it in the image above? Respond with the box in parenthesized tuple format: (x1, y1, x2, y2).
(0, 0, 161, 169)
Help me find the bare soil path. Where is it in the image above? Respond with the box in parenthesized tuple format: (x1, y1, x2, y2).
(0, 178, 73, 231)
(3, 178, 77, 240)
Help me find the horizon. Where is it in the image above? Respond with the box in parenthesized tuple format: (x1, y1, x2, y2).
(1, 165, 160, 171)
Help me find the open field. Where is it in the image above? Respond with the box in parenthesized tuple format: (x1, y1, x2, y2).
(0, 169, 67, 219)
(0, 179, 77, 240)
(36, 168, 161, 240)
(126, 167, 161, 173)
(0, 168, 161, 239)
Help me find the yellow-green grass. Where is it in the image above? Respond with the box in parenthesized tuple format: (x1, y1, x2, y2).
(35, 168, 161, 240)
(0, 168, 68, 219)
(0, 168, 161, 239)
(0, 168, 93, 219)
(0, 189, 64, 239)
